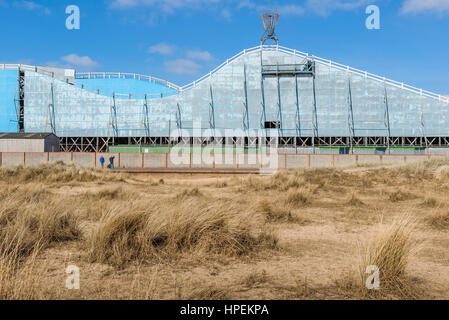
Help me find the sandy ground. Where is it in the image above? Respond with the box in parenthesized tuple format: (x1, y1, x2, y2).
(1, 162, 448, 300)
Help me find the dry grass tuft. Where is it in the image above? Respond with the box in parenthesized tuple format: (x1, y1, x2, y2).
(347, 193, 365, 207)
(257, 200, 296, 223)
(0, 163, 126, 184)
(0, 184, 50, 203)
(420, 197, 438, 208)
(146, 178, 165, 186)
(285, 188, 310, 207)
(270, 172, 301, 191)
(0, 246, 45, 300)
(176, 187, 202, 199)
(88, 199, 277, 267)
(214, 180, 228, 188)
(390, 161, 434, 179)
(241, 171, 303, 192)
(388, 190, 415, 202)
(242, 270, 269, 288)
(0, 188, 79, 299)
(240, 175, 269, 191)
(187, 286, 229, 300)
(435, 165, 449, 178)
(426, 211, 449, 230)
(87, 207, 149, 267)
(0, 194, 81, 260)
(83, 187, 133, 201)
(358, 214, 419, 299)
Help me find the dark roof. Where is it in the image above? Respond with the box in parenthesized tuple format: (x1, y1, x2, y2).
(0, 133, 57, 140)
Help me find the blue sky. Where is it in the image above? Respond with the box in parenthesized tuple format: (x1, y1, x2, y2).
(0, 0, 448, 94)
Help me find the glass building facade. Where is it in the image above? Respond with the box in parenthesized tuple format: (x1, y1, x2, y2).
(1, 46, 448, 151)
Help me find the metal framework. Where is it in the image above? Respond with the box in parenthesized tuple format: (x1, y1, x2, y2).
(261, 11, 280, 45)
(3, 44, 449, 153)
(13, 70, 26, 133)
(110, 93, 118, 138)
(295, 74, 301, 137)
(56, 135, 449, 152)
(243, 64, 250, 133)
(48, 82, 56, 134)
(384, 87, 391, 152)
(142, 94, 150, 137)
(209, 84, 216, 134)
(347, 78, 355, 153)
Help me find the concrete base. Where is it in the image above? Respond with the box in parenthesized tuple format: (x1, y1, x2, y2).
(0, 152, 447, 171)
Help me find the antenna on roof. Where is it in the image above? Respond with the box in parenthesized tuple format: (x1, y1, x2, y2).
(260, 10, 279, 45)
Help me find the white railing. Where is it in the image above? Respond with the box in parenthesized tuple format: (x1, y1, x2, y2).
(180, 45, 261, 91)
(75, 72, 180, 91)
(0, 64, 54, 77)
(2, 45, 448, 104)
(178, 44, 449, 104)
(278, 45, 449, 103)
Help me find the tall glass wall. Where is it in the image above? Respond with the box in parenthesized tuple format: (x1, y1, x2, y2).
(22, 48, 449, 138)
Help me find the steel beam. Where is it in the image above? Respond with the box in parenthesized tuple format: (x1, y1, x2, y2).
(384, 87, 391, 154)
(243, 65, 249, 132)
(111, 93, 118, 138)
(295, 75, 301, 137)
(276, 64, 283, 137)
(209, 84, 216, 133)
(143, 94, 150, 137)
(347, 78, 355, 153)
(311, 71, 318, 153)
(48, 82, 56, 135)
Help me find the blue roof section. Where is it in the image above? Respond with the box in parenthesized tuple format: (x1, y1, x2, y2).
(0, 69, 18, 133)
(76, 77, 178, 98)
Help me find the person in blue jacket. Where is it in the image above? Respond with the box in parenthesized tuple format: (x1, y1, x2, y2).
(99, 156, 105, 169)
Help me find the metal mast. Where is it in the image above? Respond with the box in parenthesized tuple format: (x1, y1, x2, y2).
(260, 11, 280, 45)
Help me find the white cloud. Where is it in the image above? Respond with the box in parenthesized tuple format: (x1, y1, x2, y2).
(401, 0, 449, 14)
(148, 43, 177, 55)
(277, 5, 305, 16)
(305, 0, 374, 16)
(221, 8, 232, 19)
(237, 1, 304, 16)
(164, 59, 201, 75)
(110, 0, 369, 18)
(237, 1, 256, 10)
(13, 0, 51, 15)
(109, 0, 377, 24)
(46, 61, 72, 69)
(238, 0, 370, 17)
(186, 50, 214, 61)
(61, 54, 99, 70)
(109, 0, 221, 13)
(109, 0, 141, 8)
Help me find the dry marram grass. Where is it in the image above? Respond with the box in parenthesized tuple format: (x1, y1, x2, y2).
(0, 160, 448, 299)
(88, 198, 277, 267)
(357, 214, 418, 298)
